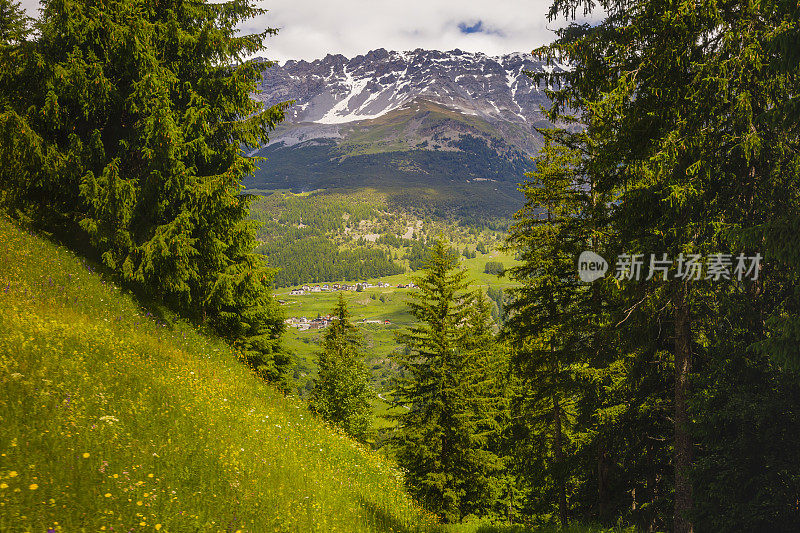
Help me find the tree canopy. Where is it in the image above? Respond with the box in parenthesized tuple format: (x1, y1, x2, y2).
(309, 293, 375, 442)
(0, 0, 292, 382)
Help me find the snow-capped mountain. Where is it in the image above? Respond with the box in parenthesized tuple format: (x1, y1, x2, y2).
(246, 49, 564, 219)
(253, 48, 564, 129)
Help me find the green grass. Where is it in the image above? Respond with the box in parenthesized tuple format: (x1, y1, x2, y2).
(0, 216, 625, 533)
(443, 524, 635, 533)
(276, 249, 520, 432)
(0, 217, 442, 532)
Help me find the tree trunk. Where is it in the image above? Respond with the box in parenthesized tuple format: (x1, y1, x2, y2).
(553, 394, 568, 528)
(673, 281, 693, 533)
(598, 441, 609, 522)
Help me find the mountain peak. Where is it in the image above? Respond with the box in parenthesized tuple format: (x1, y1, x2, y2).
(254, 48, 564, 127)
(246, 48, 557, 218)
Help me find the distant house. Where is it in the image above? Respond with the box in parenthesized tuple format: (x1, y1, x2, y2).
(290, 289, 304, 295)
(397, 284, 408, 288)
(322, 284, 330, 291)
(311, 286, 322, 293)
(302, 285, 310, 291)
(309, 317, 330, 330)
(384, 320, 391, 325)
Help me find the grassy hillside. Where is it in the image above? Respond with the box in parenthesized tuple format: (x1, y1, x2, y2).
(0, 217, 628, 533)
(0, 217, 441, 532)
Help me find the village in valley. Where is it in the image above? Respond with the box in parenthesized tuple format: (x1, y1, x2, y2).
(287, 281, 415, 295)
(282, 281, 416, 331)
(274, 248, 519, 393)
(285, 315, 394, 331)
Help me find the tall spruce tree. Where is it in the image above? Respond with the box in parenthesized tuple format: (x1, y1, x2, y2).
(504, 138, 598, 526)
(309, 293, 374, 442)
(462, 291, 510, 520)
(0, 0, 291, 382)
(0, 0, 28, 46)
(525, 0, 800, 530)
(393, 240, 503, 523)
(0, 0, 36, 210)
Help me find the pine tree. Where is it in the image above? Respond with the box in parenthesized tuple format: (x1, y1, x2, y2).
(0, 0, 28, 46)
(504, 139, 590, 527)
(462, 290, 510, 519)
(393, 240, 503, 522)
(531, 0, 800, 529)
(0, 0, 292, 382)
(0, 0, 36, 210)
(309, 293, 374, 442)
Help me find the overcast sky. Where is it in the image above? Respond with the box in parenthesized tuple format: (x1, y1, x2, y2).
(20, 0, 599, 63)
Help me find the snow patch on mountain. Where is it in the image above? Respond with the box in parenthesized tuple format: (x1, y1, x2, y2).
(253, 48, 565, 128)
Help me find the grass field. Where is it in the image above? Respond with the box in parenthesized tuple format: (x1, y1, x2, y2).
(277, 248, 520, 391)
(0, 216, 623, 533)
(0, 217, 442, 532)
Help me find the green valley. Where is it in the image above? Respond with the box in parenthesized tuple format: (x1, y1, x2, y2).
(247, 188, 519, 397)
(4, 0, 800, 530)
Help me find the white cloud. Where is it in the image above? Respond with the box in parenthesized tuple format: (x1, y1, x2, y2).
(20, 0, 41, 17)
(246, 0, 563, 62)
(19, 0, 602, 62)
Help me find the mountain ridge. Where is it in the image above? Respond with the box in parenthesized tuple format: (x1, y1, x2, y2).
(252, 48, 564, 132)
(246, 48, 563, 219)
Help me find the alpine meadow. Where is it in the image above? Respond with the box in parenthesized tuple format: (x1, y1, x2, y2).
(2, 0, 800, 532)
